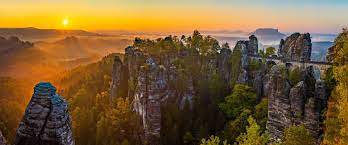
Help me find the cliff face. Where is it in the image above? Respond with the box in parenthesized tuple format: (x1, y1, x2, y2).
(279, 33, 312, 62)
(234, 35, 259, 84)
(110, 56, 128, 100)
(266, 65, 327, 141)
(110, 33, 328, 144)
(0, 131, 6, 145)
(125, 47, 198, 144)
(110, 39, 235, 144)
(14, 82, 74, 145)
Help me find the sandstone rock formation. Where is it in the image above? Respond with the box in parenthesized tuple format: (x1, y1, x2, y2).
(279, 33, 312, 62)
(125, 46, 197, 144)
(266, 65, 328, 141)
(110, 56, 128, 100)
(0, 130, 6, 145)
(14, 82, 74, 145)
(233, 35, 259, 84)
(267, 65, 292, 139)
(218, 48, 232, 85)
(110, 34, 329, 144)
(111, 38, 235, 144)
(248, 35, 259, 56)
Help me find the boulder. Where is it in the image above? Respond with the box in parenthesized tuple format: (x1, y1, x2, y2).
(14, 82, 74, 145)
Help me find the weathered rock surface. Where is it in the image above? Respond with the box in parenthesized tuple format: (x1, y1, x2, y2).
(109, 34, 329, 144)
(110, 56, 128, 99)
(267, 65, 292, 139)
(14, 82, 74, 145)
(133, 57, 167, 144)
(267, 65, 328, 141)
(218, 48, 232, 85)
(111, 40, 234, 144)
(248, 35, 259, 56)
(0, 130, 6, 145)
(279, 33, 312, 62)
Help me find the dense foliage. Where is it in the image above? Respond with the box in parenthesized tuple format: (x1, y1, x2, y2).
(0, 77, 32, 143)
(282, 125, 315, 145)
(54, 54, 143, 145)
(236, 116, 269, 145)
(323, 29, 348, 145)
(0, 30, 345, 145)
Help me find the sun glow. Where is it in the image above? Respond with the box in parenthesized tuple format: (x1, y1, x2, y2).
(62, 18, 69, 27)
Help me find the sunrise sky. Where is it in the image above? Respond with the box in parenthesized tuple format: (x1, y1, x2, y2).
(1, 0, 347, 33)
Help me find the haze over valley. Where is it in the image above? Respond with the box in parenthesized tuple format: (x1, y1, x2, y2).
(0, 1, 347, 145)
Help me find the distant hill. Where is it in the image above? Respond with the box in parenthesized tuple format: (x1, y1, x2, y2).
(0, 27, 103, 41)
(250, 28, 286, 44)
(0, 36, 33, 53)
(0, 36, 131, 79)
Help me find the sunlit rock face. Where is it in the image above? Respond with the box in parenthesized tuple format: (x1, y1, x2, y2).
(279, 33, 312, 62)
(266, 65, 328, 141)
(14, 82, 74, 145)
(0, 130, 6, 145)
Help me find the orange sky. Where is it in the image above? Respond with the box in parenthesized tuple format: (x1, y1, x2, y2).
(1, 0, 347, 33)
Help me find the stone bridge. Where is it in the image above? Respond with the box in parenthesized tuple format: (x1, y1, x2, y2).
(249, 55, 332, 79)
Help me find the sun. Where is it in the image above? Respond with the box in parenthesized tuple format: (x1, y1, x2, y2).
(62, 18, 69, 27)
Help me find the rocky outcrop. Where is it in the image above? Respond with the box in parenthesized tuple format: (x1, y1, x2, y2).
(112, 39, 235, 144)
(267, 65, 292, 139)
(232, 35, 260, 84)
(267, 65, 328, 141)
(133, 58, 167, 144)
(248, 35, 259, 56)
(234, 35, 259, 57)
(110, 56, 128, 100)
(14, 82, 74, 145)
(0, 130, 6, 145)
(218, 48, 232, 84)
(279, 33, 312, 62)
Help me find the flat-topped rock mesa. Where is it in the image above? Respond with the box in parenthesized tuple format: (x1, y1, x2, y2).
(250, 28, 286, 43)
(0, 130, 6, 145)
(278, 33, 312, 62)
(14, 82, 74, 145)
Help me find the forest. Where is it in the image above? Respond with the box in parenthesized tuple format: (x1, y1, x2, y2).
(0, 29, 347, 145)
